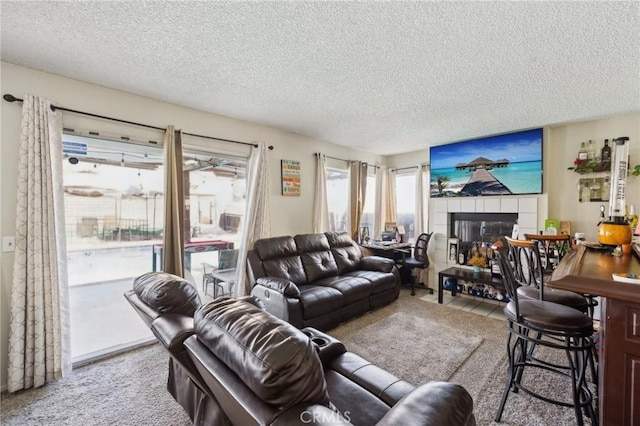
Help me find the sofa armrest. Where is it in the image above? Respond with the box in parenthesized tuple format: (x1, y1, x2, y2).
(376, 382, 475, 426)
(255, 277, 301, 298)
(360, 256, 395, 273)
(150, 313, 195, 353)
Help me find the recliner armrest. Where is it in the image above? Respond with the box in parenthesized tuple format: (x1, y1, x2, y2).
(376, 382, 475, 426)
(301, 327, 347, 365)
(150, 313, 195, 353)
(255, 277, 301, 298)
(360, 256, 395, 273)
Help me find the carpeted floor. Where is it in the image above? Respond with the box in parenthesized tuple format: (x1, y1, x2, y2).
(1, 289, 595, 425)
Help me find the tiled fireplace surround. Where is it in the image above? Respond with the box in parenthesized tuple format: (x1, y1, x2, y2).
(429, 195, 547, 265)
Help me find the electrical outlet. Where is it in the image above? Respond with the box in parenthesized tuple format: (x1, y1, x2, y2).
(2, 236, 15, 252)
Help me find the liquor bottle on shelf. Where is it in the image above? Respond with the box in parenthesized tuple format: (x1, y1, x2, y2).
(590, 179, 601, 201)
(601, 139, 612, 167)
(587, 140, 595, 161)
(601, 176, 611, 201)
(578, 142, 588, 161)
(580, 182, 591, 202)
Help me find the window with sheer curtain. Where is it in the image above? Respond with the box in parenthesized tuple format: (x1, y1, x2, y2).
(395, 171, 416, 240)
(326, 164, 349, 233)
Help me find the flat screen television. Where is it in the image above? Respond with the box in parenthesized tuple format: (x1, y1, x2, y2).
(429, 128, 543, 197)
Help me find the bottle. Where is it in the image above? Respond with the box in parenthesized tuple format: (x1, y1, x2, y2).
(590, 179, 601, 200)
(587, 140, 595, 161)
(601, 139, 611, 166)
(601, 176, 610, 201)
(578, 142, 588, 161)
(580, 182, 591, 202)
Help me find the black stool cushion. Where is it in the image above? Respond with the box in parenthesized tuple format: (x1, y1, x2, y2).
(517, 286, 589, 313)
(505, 300, 593, 335)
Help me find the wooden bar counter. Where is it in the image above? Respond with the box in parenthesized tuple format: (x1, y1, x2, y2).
(549, 243, 640, 426)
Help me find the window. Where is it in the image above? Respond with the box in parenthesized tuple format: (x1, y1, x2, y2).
(359, 173, 376, 234)
(395, 171, 416, 240)
(326, 163, 349, 232)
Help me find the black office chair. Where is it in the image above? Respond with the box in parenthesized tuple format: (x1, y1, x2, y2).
(399, 232, 433, 296)
(492, 237, 596, 426)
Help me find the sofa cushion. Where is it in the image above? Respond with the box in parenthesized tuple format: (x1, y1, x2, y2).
(325, 232, 363, 274)
(298, 285, 344, 319)
(133, 272, 201, 316)
(295, 234, 339, 282)
(254, 236, 308, 285)
(343, 270, 397, 294)
(194, 298, 330, 409)
(314, 276, 373, 305)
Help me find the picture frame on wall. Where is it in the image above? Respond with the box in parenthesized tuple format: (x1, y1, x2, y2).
(281, 159, 301, 196)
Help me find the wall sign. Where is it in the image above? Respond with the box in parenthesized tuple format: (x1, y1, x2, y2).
(281, 159, 301, 196)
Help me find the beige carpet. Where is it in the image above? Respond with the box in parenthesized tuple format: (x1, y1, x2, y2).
(339, 311, 483, 384)
(1, 290, 595, 425)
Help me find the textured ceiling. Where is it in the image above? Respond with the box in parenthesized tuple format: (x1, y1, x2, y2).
(1, 1, 639, 155)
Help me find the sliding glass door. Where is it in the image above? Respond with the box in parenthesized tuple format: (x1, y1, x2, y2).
(62, 134, 249, 362)
(62, 134, 165, 362)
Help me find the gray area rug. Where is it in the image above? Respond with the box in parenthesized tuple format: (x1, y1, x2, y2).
(339, 311, 483, 384)
(1, 291, 596, 425)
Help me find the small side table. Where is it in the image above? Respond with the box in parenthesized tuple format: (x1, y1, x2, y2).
(204, 268, 236, 298)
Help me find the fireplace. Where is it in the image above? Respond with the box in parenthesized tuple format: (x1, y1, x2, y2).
(449, 212, 518, 267)
(450, 212, 518, 243)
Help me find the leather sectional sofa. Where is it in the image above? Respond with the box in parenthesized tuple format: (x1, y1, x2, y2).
(247, 232, 400, 330)
(125, 272, 476, 425)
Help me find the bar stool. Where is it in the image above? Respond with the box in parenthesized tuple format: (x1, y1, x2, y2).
(492, 238, 597, 426)
(524, 233, 598, 318)
(509, 236, 598, 385)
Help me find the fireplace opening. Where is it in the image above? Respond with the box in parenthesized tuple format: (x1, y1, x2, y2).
(450, 212, 518, 244)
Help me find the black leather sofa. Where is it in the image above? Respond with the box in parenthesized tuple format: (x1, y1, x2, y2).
(247, 232, 400, 330)
(125, 272, 476, 425)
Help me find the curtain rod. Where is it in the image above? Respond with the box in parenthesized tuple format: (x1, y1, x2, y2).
(315, 153, 381, 169)
(392, 164, 429, 172)
(3, 94, 273, 150)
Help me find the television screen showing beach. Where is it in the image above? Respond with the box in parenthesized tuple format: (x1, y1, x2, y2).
(430, 128, 542, 197)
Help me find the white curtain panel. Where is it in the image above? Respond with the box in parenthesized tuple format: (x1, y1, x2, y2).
(234, 142, 271, 296)
(414, 165, 425, 236)
(8, 95, 71, 392)
(313, 153, 330, 233)
(373, 165, 387, 240)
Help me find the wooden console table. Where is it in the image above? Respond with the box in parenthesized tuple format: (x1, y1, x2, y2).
(438, 266, 504, 304)
(549, 243, 640, 426)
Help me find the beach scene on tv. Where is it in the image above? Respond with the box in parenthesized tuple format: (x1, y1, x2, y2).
(430, 129, 542, 197)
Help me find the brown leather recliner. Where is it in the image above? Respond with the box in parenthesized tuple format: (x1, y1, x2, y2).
(185, 297, 476, 425)
(124, 271, 265, 425)
(247, 232, 401, 330)
(126, 272, 476, 426)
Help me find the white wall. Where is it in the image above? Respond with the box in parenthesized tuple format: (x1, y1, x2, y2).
(0, 62, 384, 389)
(1, 61, 638, 390)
